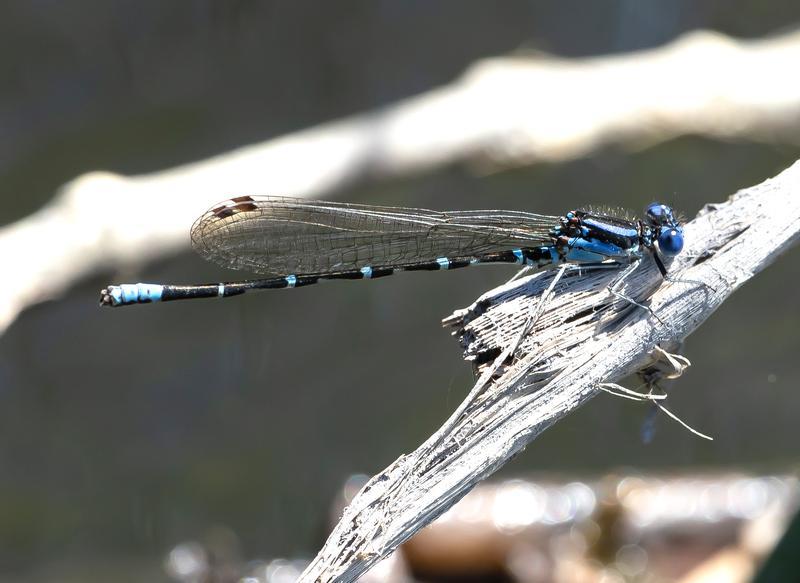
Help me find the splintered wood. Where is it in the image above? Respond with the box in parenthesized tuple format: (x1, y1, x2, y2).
(302, 161, 800, 582)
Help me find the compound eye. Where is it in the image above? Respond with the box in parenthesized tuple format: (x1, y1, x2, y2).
(658, 228, 684, 256)
(646, 202, 670, 224)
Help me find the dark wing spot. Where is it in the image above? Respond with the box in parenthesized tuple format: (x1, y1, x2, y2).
(211, 206, 235, 219)
(234, 201, 258, 212)
(210, 197, 258, 219)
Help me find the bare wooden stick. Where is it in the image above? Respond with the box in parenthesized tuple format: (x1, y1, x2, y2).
(300, 160, 800, 582)
(2, 29, 800, 333)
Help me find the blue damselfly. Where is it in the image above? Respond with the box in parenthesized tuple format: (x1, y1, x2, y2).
(99, 196, 683, 307)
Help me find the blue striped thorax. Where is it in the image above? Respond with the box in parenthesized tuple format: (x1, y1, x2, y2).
(551, 203, 683, 264)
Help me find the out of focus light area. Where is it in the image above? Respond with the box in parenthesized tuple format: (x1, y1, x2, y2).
(1, 2, 800, 582)
(166, 472, 800, 582)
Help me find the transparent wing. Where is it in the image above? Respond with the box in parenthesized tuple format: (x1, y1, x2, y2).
(190, 196, 560, 275)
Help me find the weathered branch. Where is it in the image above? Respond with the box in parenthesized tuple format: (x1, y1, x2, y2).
(300, 160, 800, 582)
(2, 29, 800, 333)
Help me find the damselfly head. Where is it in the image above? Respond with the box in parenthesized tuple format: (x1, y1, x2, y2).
(645, 202, 684, 256)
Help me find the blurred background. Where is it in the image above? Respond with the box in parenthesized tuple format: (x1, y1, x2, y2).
(1, 2, 799, 582)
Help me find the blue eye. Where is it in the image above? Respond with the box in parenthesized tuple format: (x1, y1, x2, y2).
(658, 228, 684, 256)
(646, 202, 674, 226)
(646, 203, 667, 218)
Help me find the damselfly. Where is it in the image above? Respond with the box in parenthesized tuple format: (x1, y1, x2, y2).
(99, 196, 683, 307)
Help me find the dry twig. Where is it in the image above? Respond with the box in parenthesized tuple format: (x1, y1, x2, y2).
(300, 160, 800, 582)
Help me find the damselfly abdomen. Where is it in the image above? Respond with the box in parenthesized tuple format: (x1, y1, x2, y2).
(99, 196, 683, 307)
